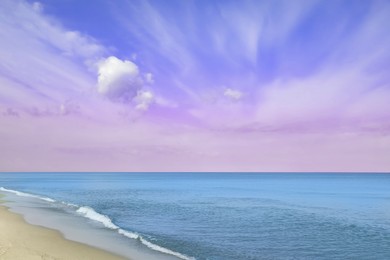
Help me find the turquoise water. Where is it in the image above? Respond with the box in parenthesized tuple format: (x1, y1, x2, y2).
(1, 173, 390, 259)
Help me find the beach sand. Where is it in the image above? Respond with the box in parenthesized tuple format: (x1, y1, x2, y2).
(0, 198, 126, 260)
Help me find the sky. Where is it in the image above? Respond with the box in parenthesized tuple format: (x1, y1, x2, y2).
(0, 0, 389, 172)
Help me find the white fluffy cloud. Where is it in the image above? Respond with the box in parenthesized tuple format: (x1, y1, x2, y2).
(134, 90, 154, 111)
(97, 56, 143, 101)
(224, 88, 243, 100)
(32, 2, 43, 12)
(144, 72, 154, 84)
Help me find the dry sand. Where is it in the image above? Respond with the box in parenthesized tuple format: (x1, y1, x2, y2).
(0, 201, 127, 260)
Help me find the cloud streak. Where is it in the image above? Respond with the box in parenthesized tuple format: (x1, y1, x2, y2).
(0, 0, 389, 171)
(106, 0, 390, 127)
(0, 0, 104, 109)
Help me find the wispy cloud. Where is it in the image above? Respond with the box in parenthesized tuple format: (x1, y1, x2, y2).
(105, 0, 390, 129)
(224, 88, 243, 100)
(0, 0, 104, 108)
(1, 0, 389, 171)
(0, 0, 155, 120)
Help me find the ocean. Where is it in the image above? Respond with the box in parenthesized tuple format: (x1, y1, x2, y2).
(1, 173, 390, 259)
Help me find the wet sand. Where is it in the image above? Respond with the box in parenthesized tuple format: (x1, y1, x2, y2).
(0, 198, 127, 260)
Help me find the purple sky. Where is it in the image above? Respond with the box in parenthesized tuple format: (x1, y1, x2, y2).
(0, 0, 389, 172)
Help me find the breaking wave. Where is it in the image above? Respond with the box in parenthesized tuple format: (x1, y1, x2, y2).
(0, 187, 194, 260)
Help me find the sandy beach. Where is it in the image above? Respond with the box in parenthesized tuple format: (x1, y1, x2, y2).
(0, 196, 125, 260)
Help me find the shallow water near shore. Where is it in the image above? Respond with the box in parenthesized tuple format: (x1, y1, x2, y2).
(1, 172, 390, 259)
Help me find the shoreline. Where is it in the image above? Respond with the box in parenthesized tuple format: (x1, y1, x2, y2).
(0, 190, 185, 260)
(0, 194, 126, 260)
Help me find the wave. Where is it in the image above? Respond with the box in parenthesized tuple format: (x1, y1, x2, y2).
(76, 206, 119, 230)
(0, 186, 195, 260)
(0, 187, 56, 202)
(118, 228, 139, 239)
(75, 206, 194, 259)
(139, 236, 194, 260)
(118, 229, 194, 260)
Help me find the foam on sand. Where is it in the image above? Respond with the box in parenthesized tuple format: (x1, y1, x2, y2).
(0, 203, 123, 260)
(0, 187, 55, 202)
(75, 205, 194, 259)
(0, 187, 195, 260)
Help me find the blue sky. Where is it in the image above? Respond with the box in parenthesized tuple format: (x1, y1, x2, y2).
(0, 0, 389, 171)
(30, 0, 390, 109)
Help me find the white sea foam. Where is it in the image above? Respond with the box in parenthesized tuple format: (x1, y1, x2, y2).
(76, 208, 194, 259)
(0, 187, 56, 202)
(76, 206, 118, 229)
(61, 201, 78, 208)
(118, 228, 193, 260)
(139, 237, 195, 260)
(0, 187, 195, 260)
(118, 228, 139, 239)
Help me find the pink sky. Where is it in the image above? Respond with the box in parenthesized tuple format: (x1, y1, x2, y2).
(1, 115, 389, 172)
(0, 0, 390, 172)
